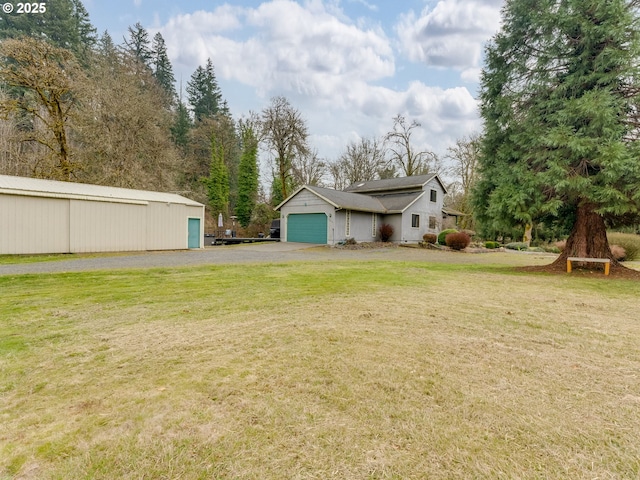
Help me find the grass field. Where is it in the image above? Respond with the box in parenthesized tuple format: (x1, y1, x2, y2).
(1, 257, 640, 479)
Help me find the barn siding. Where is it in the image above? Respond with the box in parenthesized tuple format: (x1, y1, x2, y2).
(70, 200, 147, 253)
(0, 194, 70, 254)
(0, 175, 204, 254)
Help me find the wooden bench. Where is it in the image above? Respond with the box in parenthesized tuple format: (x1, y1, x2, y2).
(566, 257, 611, 275)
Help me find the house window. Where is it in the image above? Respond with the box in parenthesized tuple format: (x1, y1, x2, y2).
(411, 214, 420, 228)
(346, 210, 351, 236)
(372, 213, 377, 237)
(429, 216, 436, 229)
(430, 189, 437, 202)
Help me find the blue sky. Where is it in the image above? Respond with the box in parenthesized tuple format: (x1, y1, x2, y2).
(83, 0, 504, 167)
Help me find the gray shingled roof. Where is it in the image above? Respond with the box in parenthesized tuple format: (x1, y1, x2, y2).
(277, 185, 424, 214)
(344, 174, 438, 193)
(376, 192, 424, 213)
(304, 185, 386, 212)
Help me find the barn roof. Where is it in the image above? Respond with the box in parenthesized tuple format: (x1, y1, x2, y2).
(0, 175, 203, 207)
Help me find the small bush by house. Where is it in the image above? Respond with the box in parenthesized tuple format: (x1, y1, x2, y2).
(438, 229, 458, 245)
(484, 241, 500, 249)
(379, 223, 394, 242)
(446, 232, 471, 251)
(423, 233, 437, 244)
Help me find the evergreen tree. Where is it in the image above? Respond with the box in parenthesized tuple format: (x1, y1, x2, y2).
(186, 58, 223, 122)
(151, 32, 176, 101)
(171, 99, 192, 150)
(0, 0, 96, 63)
(123, 22, 152, 70)
(473, 0, 640, 271)
(97, 30, 117, 57)
(236, 122, 259, 228)
(204, 136, 230, 219)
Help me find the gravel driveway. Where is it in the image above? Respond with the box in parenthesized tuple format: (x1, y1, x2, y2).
(0, 243, 411, 275)
(0, 243, 559, 276)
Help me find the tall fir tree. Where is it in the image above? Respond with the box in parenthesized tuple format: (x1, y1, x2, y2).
(123, 22, 152, 71)
(204, 136, 230, 219)
(171, 99, 192, 151)
(151, 32, 176, 102)
(473, 0, 640, 271)
(236, 122, 259, 228)
(186, 58, 223, 122)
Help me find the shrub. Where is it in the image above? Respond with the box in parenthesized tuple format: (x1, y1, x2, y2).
(484, 241, 500, 249)
(423, 233, 437, 244)
(445, 232, 471, 250)
(607, 232, 640, 261)
(438, 228, 458, 245)
(379, 223, 394, 242)
(505, 242, 529, 251)
(345, 237, 357, 246)
(610, 244, 626, 261)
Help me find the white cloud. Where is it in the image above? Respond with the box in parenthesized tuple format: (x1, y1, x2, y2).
(161, 1, 394, 94)
(396, 0, 501, 71)
(158, 0, 485, 163)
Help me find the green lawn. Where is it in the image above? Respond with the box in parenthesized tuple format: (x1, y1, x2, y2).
(1, 259, 639, 479)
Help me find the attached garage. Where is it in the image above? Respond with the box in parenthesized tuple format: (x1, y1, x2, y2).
(286, 213, 327, 244)
(0, 174, 205, 254)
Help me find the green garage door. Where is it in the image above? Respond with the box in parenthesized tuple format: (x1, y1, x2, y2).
(287, 213, 327, 244)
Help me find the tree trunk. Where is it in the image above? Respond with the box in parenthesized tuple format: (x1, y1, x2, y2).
(523, 223, 533, 248)
(551, 201, 617, 269)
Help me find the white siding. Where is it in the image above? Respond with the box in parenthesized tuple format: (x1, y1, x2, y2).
(70, 200, 146, 253)
(0, 180, 205, 254)
(0, 194, 70, 254)
(398, 179, 445, 242)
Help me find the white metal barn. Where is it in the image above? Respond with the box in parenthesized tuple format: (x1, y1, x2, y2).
(0, 175, 205, 254)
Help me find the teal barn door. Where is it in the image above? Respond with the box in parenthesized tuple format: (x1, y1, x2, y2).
(188, 218, 201, 248)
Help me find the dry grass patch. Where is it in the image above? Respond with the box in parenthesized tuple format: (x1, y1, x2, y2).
(1, 261, 639, 478)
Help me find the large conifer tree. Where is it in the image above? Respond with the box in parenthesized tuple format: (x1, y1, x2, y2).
(151, 32, 176, 102)
(236, 122, 259, 228)
(186, 59, 223, 123)
(474, 0, 640, 270)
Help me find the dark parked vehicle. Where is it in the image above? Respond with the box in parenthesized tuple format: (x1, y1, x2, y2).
(269, 219, 280, 238)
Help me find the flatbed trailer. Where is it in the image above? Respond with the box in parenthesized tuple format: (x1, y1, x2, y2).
(207, 237, 280, 246)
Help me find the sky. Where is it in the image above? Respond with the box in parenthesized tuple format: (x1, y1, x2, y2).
(83, 0, 504, 169)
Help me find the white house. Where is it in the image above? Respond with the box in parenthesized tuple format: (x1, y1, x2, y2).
(0, 174, 205, 254)
(275, 174, 447, 245)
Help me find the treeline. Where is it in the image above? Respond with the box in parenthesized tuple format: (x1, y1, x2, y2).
(0, 2, 267, 230)
(0, 1, 461, 232)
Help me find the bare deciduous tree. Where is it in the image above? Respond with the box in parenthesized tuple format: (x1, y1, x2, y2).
(260, 96, 309, 199)
(74, 50, 179, 191)
(0, 37, 84, 180)
(444, 134, 481, 230)
(292, 149, 326, 187)
(384, 114, 439, 177)
(332, 137, 388, 188)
